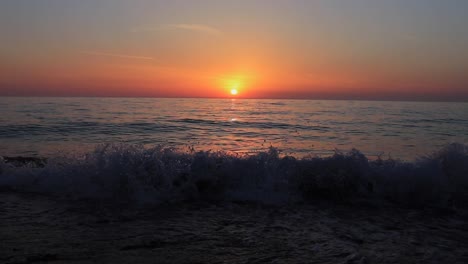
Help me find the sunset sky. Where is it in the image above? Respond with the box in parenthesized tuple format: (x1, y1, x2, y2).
(1, 0, 467, 101)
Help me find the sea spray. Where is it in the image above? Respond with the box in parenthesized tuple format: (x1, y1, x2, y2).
(1, 143, 467, 208)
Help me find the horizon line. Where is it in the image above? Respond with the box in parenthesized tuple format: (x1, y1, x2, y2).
(0, 95, 467, 103)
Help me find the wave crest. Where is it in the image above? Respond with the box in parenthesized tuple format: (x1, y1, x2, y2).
(1, 143, 467, 207)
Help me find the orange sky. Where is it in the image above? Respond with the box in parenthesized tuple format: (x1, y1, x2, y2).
(1, 1, 467, 101)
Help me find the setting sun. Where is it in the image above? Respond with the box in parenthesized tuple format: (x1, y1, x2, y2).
(223, 78, 243, 96)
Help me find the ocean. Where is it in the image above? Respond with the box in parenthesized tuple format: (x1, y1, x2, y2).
(1, 97, 467, 159)
(2, 97, 468, 263)
(1, 97, 468, 206)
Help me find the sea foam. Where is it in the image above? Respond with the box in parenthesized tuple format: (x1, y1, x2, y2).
(1, 143, 467, 207)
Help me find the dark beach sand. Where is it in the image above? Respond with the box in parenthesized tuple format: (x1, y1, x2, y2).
(1, 192, 468, 264)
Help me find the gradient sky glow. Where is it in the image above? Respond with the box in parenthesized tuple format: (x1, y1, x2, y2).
(1, 0, 468, 100)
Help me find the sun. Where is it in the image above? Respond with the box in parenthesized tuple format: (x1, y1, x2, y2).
(221, 77, 246, 97)
(228, 81, 240, 96)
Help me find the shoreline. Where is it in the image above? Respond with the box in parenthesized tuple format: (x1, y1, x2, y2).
(1, 191, 468, 263)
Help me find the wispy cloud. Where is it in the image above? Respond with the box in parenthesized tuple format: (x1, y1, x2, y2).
(81, 51, 155, 60)
(167, 24, 221, 35)
(132, 23, 221, 35)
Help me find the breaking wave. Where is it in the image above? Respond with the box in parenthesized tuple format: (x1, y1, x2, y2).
(1, 143, 467, 208)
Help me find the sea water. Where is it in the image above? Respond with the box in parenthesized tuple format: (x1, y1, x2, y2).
(1, 97, 468, 205)
(0, 97, 467, 160)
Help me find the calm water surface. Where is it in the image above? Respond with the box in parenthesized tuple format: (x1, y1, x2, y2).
(0, 97, 467, 160)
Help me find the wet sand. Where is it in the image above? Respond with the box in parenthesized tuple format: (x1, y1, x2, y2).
(1, 192, 468, 264)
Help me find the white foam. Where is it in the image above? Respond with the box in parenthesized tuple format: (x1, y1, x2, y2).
(1, 143, 467, 207)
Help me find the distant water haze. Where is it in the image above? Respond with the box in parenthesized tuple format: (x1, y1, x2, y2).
(0, 97, 466, 160)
